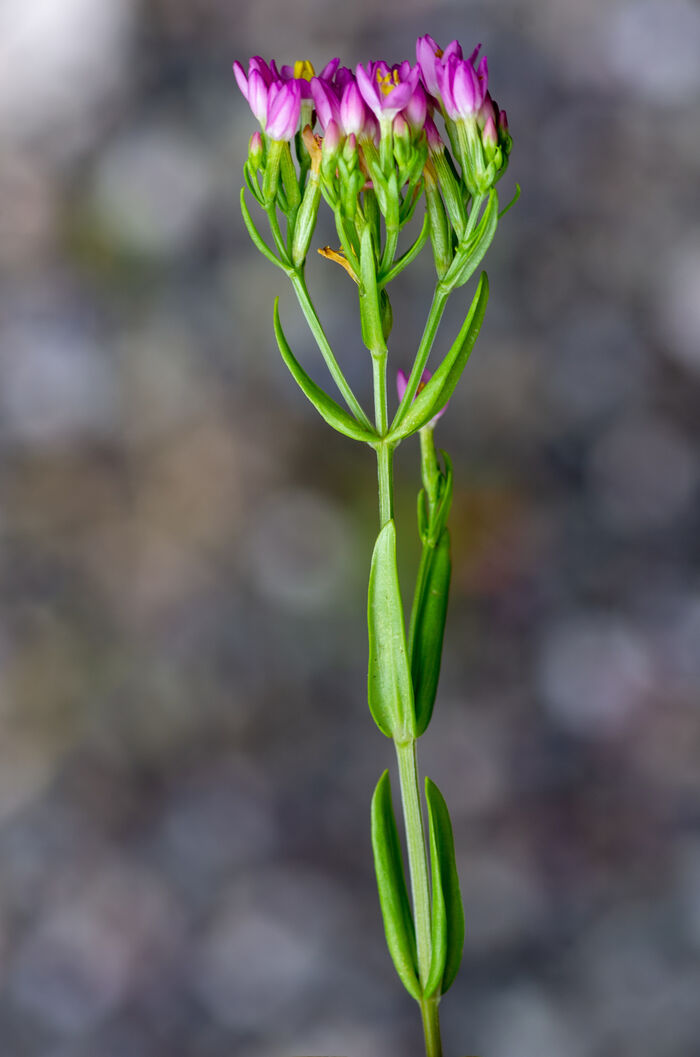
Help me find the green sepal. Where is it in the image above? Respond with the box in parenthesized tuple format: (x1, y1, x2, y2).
(239, 188, 285, 270)
(279, 141, 301, 213)
(424, 777, 465, 996)
(411, 528, 451, 737)
(443, 191, 498, 292)
(367, 520, 415, 740)
(291, 170, 321, 267)
(388, 272, 489, 441)
(371, 770, 421, 1001)
(273, 298, 378, 443)
(359, 224, 386, 355)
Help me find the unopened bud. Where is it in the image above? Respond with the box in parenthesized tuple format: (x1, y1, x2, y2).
(248, 130, 264, 170)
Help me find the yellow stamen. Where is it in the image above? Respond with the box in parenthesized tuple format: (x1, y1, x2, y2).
(376, 67, 400, 96)
(294, 59, 316, 81)
(318, 246, 360, 284)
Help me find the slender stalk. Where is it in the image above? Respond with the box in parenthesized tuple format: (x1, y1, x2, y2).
(420, 996, 443, 1057)
(391, 285, 450, 431)
(289, 272, 374, 430)
(375, 376, 443, 1057)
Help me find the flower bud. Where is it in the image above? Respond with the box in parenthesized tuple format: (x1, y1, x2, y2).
(248, 130, 264, 170)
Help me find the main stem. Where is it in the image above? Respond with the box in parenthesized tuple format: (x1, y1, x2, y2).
(374, 357, 443, 1057)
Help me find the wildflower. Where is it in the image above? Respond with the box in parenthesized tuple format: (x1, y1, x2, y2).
(356, 60, 421, 124)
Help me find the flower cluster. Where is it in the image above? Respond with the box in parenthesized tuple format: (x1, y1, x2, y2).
(234, 36, 511, 205)
(236, 36, 514, 309)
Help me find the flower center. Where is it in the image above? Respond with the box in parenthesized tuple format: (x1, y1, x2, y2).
(294, 59, 316, 80)
(376, 68, 400, 96)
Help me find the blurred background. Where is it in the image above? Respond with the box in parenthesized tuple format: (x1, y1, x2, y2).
(1, 0, 699, 1055)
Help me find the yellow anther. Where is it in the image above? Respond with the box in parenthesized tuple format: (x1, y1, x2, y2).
(294, 60, 316, 80)
(375, 67, 400, 96)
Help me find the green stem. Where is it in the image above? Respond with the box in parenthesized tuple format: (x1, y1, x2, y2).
(391, 286, 450, 432)
(289, 272, 373, 430)
(372, 313, 443, 1057)
(420, 996, 443, 1057)
(395, 741, 434, 994)
(373, 351, 393, 527)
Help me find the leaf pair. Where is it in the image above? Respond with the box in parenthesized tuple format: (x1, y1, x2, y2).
(371, 771, 464, 1000)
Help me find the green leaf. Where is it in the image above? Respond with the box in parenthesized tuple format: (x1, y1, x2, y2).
(371, 770, 421, 1001)
(388, 272, 489, 441)
(498, 182, 521, 219)
(424, 777, 465, 996)
(239, 188, 283, 270)
(444, 190, 498, 291)
(367, 520, 415, 740)
(273, 299, 378, 443)
(411, 528, 451, 737)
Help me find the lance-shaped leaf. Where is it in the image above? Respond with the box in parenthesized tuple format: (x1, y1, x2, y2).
(423, 777, 465, 997)
(443, 189, 498, 292)
(388, 273, 489, 442)
(240, 188, 283, 270)
(273, 299, 378, 443)
(411, 528, 451, 737)
(367, 520, 415, 740)
(371, 770, 421, 1000)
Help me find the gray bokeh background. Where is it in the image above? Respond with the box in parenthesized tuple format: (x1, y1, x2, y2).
(1, 0, 699, 1055)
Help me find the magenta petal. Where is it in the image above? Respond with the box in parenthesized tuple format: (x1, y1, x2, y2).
(266, 82, 301, 140)
(445, 39, 464, 62)
(319, 57, 340, 81)
(453, 62, 479, 116)
(233, 61, 249, 100)
(311, 77, 340, 130)
(355, 62, 380, 117)
(396, 369, 409, 402)
(405, 82, 427, 130)
(340, 82, 366, 135)
(248, 69, 269, 124)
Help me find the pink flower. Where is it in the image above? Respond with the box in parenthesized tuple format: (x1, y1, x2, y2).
(415, 35, 465, 98)
(234, 58, 302, 141)
(436, 52, 488, 121)
(397, 368, 447, 425)
(279, 57, 340, 99)
(356, 60, 421, 123)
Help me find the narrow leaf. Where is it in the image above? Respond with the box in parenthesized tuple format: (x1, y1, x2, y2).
(389, 272, 489, 441)
(240, 188, 283, 270)
(371, 770, 421, 1001)
(412, 528, 451, 736)
(273, 299, 378, 443)
(444, 190, 498, 291)
(367, 521, 415, 740)
(498, 182, 521, 219)
(424, 778, 464, 996)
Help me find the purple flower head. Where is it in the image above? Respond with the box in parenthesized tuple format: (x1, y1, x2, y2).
(340, 81, 372, 137)
(278, 58, 339, 99)
(310, 76, 341, 131)
(264, 80, 303, 140)
(404, 80, 428, 133)
(415, 35, 464, 98)
(356, 60, 420, 123)
(437, 52, 488, 121)
(396, 368, 448, 425)
(233, 57, 278, 122)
